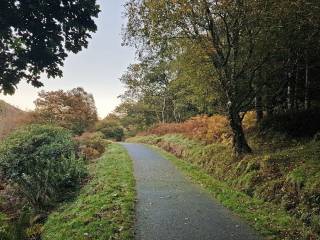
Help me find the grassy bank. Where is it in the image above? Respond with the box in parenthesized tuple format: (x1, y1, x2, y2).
(128, 134, 320, 239)
(0, 212, 10, 239)
(42, 144, 135, 240)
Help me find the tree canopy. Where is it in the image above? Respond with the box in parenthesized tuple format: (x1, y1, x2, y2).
(34, 87, 98, 134)
(122, 0, 320, 155)
(0, 0, 100, 94)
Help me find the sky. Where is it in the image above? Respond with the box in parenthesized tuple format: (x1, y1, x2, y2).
(0, 0, 136, 118)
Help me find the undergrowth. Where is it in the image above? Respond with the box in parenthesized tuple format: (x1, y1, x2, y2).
(42, 144, 136, 240)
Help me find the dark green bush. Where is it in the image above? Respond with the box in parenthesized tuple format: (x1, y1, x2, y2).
(95, 120, 124, 141)
(107, 127, 124, 141)
(0, 124, 86, 212)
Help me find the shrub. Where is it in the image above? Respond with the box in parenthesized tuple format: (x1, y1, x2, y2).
(96, 120, 124, 141)
(242, 111, 257, 131)
(0, 124, 86, 212)
(141, 115, 231, 144)
(141, 112, 257, 144)
(74, 132, 109, 160)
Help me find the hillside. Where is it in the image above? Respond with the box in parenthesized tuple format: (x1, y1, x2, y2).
(0, 100, 31, 140)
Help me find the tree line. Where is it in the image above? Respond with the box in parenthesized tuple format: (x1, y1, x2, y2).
(116, 0, 320, 155)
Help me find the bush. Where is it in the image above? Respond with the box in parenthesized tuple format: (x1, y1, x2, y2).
(95, 120, 124, 141)
(0, 124, 86, 212)
(140, 112, 258, 144)
(141, 115, 232, 144)
(74, 132, 109, 160)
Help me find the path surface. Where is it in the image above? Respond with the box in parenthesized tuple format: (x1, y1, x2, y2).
(121, 143, 262, 240)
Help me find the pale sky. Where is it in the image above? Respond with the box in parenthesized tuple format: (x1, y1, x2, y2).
(0, 0, 135, 118)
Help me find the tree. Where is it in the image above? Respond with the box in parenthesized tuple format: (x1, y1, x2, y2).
(124, 0, 278, 155)
(34, 87, 98, 134)
(0, 0, 100, 94)
(120, 61, 174, 124)
(120, 0, 320, 150)
(119, 44, 221, 126)
(95, 114, 125, 141)
(251, 0, 320, 116)
(168, 40, 225, 118)
(113, 101, 157, 136)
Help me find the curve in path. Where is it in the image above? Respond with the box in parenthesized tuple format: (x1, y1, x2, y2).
(121, 143, 262, 240)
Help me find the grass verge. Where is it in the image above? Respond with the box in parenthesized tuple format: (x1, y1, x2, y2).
(42, 144, 135, 240)
(147, 144, 313, 240)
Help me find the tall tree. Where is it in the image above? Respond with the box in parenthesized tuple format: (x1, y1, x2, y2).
(255, 0, 320, 115)
(0, 0, 100, 94)
(120, 61, 173, 123)
(114, 100, 158, 136)
(34, 87, 98, 134)
(124, 0, 276, 155)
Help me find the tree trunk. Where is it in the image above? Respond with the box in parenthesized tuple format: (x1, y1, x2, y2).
(255, 95, 263, 123)
(287, 71, 294, 111)
(228, 107, 252, 156)
(304, 61, 310, 110)
(173, 100, 178, 123)
(294, 64, 299, 110)
(155, 110, 161, 123)
(266, 94, 274, 117)
(161, 97, 166, 123)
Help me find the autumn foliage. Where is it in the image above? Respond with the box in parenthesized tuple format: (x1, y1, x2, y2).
(74, 132, 109, 161)
(141, 112, 257, 144)
(34, 87, 98, 135)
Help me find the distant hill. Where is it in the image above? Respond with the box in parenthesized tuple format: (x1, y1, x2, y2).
(0, 100, 24, 116)
(0, 100, 33, 140)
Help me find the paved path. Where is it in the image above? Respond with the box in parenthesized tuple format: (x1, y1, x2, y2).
(121, 143, 262, 240)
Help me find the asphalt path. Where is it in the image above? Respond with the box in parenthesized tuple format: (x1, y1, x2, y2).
(121, 143, 262, 240)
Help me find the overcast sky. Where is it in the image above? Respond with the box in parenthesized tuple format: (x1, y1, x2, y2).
(0, 0, 135, 118)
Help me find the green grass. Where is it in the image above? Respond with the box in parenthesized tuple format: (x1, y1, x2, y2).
(128, 134, 200, 148)
(42, 144, 136, 240)
(150, 145, 313, 240)
(129, 135, 318, 239)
